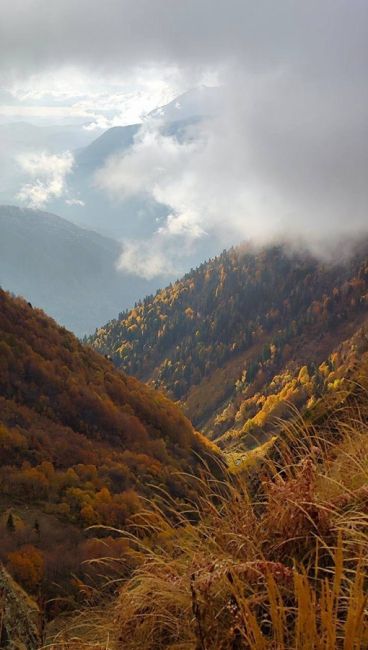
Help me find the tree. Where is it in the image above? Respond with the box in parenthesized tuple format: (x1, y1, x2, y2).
(6, 512, 15, 534)
(7, 545, 45, 592)
(34, 519, 40, 538)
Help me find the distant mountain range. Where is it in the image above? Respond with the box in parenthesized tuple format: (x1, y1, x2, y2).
(0, 88, 224, 329)
(0, 88, 223, 269)
(57, 88, 221, 246)
(0, 205, 161, 335)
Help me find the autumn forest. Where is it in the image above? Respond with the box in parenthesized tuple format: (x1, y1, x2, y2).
(2, 237, 368, 646)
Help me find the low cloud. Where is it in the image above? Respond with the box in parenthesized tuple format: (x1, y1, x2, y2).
(96, 121, 209, 276)
(16, 151, 74, 208)
(1, 66, 188, 129)
(97, 68, 368, 278)
(117, 239, 176, 279)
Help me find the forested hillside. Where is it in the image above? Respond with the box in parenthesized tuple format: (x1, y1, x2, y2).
(0, 289, 216, 609)
(90, 243, 368, 448)
(51, 341, 368, 648)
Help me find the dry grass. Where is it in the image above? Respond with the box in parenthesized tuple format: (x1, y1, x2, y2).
(43, 607, 114, 649)
(49, 388, 368, 649)
(111, 393, 368, 649)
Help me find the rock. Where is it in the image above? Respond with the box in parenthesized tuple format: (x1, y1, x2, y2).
(0, 563, 41, 649)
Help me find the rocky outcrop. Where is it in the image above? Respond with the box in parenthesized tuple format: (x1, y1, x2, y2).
(0, 563, 41, 649)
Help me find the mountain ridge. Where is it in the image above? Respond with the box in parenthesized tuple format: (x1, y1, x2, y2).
(0, 204, 160, 335)
(90, 241, 368, 447)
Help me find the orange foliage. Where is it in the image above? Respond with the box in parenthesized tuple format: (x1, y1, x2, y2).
(7, 544, 45, 592)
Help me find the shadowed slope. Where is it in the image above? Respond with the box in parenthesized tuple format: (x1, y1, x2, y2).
(0, 289, 218, 605)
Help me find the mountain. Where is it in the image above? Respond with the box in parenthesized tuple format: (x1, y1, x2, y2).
(74, 123, 140, 172)
(90, 242, 368, 449)
(0, 205, 160, 335)
(0, 89, 224, 275)
(147, 85, 221, 122)
(67, 114, 210, 243)
(43, 88, 223, 265)
(74, 87, 220, 175)
(0, 289, 216, 606)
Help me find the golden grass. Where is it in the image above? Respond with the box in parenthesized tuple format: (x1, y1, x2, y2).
(43, 607, 114, 650)
(111, 393, 368, 649)
(49, 387, 368, 648)
(226, 435, 278, 473)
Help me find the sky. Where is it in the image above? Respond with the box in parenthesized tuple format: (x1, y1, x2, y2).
(1, 0, 368, 277)
(0, 68, 187, 128)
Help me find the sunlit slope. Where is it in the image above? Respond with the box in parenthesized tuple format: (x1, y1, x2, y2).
(90, 242, 368, 446)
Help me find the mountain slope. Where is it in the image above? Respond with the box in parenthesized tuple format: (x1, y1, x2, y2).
(74, 124, 140, 172)
(147, 85, 221, 122)
(0, 289, 216, 603)
(90, 242, 368, 447)
(51, 346, 368, 648)
(0, 205, 158, 335)
(64, 113, 213, 245)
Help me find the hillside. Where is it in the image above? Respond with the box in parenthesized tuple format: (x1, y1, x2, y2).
(90, 242, 368, 448)
(0, 205, 158, 335)
(49, 343, 368, 648)
(74, 124, 140, 172)
(0, 289, 216, 609)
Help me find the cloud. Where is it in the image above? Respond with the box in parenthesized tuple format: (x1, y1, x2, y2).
(16, 151, 74, 208)
(117, 239, 176, 279)
(96, 120, 209, 276)
(1, 1, 368, 274)
(65, 198, 85, 207)
(116, 208, 206, 279)
(3, 66, 185, 128)
(0, 2, 365, 81)
(1, 2, 366, 124)
(97, 65, 368, 277)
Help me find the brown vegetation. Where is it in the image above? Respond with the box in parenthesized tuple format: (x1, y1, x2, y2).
(48, 374, 368, 648)
(0, 289, 218, 608)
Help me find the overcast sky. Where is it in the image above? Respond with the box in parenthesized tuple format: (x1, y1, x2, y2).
(1, 0, 368, 274)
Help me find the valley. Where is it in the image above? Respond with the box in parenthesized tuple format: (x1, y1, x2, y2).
(0, 220, 368, 650)
(1, 240, 368, 647)
(1, 4, 368, 643)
